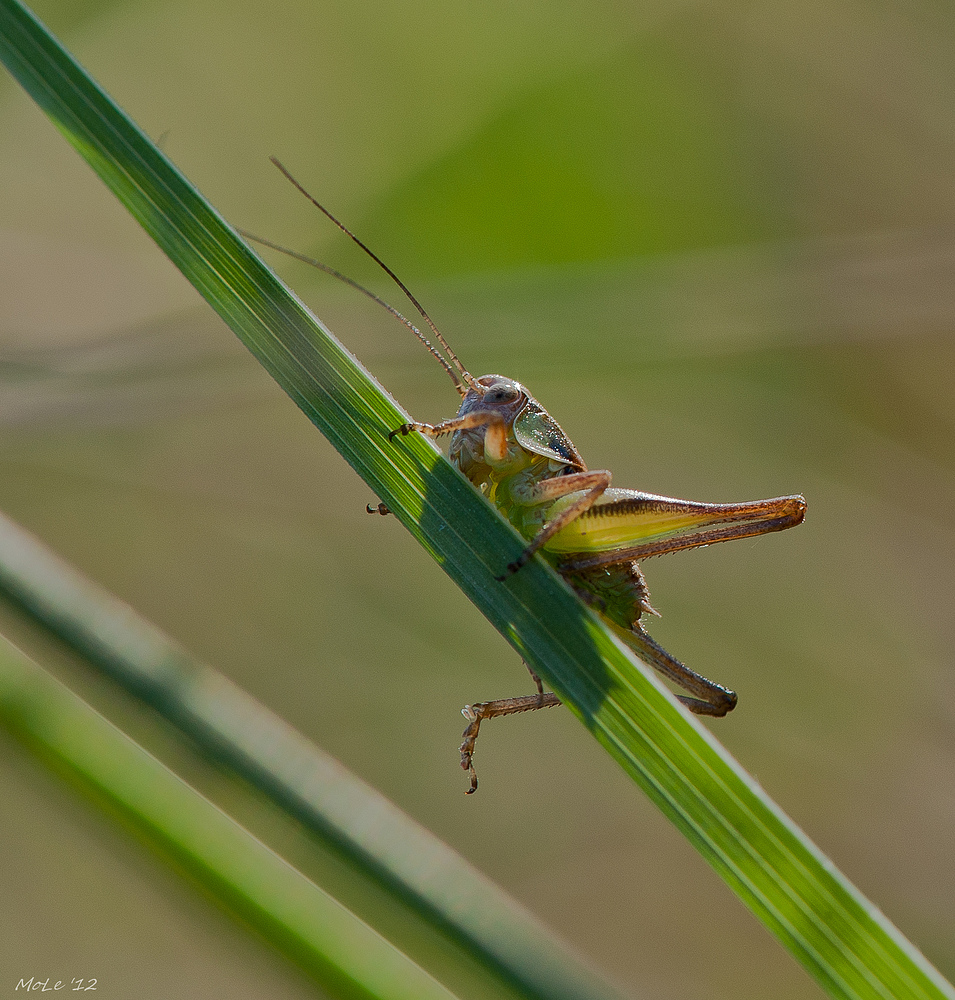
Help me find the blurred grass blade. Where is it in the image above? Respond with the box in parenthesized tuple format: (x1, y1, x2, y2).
(0, 2, 952, 999)
(0, 637, 459, 1000)
(0, 509, 622, 1000)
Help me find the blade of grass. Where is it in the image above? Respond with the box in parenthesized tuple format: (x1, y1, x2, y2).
(0, 2, 952, 998)
(0, 509, 623, 1000)
(0, 636, 459, 1000)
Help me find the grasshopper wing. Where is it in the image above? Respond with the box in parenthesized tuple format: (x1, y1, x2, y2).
(513, 399, 587, 470)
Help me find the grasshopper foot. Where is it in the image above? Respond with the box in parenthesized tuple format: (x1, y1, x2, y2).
(458, 690, 561, 794)
(459, 704, 484, 794)
(387, 423, 415, 442)
(495, 553, 528, 581)
(366, 502, 392, 516)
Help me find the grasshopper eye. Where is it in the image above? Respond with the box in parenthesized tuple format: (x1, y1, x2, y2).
(485, 384, 520, 404)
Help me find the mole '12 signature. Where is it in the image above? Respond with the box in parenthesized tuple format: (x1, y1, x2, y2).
(246, 159, 807, 794)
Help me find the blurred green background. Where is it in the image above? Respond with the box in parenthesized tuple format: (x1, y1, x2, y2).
(1, 0, 954, 997)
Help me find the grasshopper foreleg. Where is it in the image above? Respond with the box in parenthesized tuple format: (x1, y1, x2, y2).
(459, 661, 560, 794)
(389, 410, 507, 442)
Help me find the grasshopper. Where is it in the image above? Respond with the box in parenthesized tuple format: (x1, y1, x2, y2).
(251, 159, 807, 794)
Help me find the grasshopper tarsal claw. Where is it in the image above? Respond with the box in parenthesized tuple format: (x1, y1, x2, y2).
(507, 554, 528, 574)
(366, 503, 392, 516)
(387, 423, 414, 442)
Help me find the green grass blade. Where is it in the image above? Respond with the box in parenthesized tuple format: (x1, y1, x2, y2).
(0, 638, 458, 1000)
(0, 2, 952, 998)
(0, 509, 622, 1000)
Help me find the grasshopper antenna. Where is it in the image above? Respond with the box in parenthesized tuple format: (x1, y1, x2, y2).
(238, 228, 463, 390)
(268, 157, 476, 396)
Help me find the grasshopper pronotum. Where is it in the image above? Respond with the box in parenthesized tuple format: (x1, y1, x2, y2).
(250, 160, 807, 793)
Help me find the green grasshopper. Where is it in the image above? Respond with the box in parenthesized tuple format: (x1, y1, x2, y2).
(253, 160, 807, 794)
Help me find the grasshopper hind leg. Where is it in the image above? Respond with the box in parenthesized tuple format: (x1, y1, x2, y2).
(458, 559, 739, 793)
(624, 626, 738, 717)
(565, 560, 738, 718)
(459, 661, 561, 794)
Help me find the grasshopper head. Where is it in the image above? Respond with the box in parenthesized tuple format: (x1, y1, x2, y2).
(457, 375, 528, 422)
(457, 375, 587, 471)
